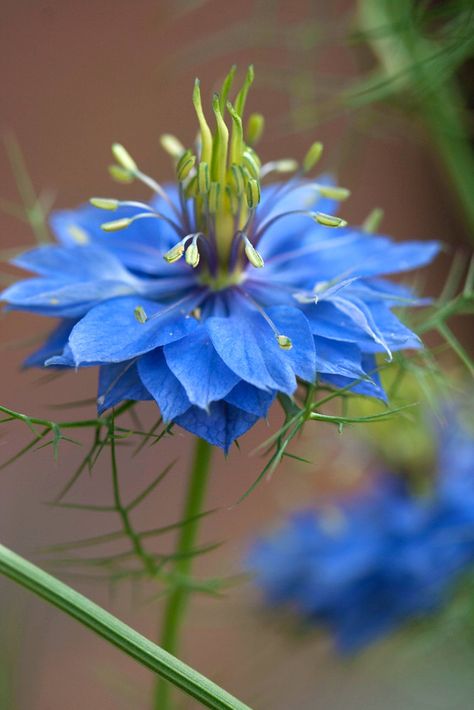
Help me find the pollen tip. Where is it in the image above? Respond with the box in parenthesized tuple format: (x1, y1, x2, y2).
(90, 197, 119, 211)
(101, 217, 131, 232)
(276, 334, 293, 350)
(134, 305, 148, 324)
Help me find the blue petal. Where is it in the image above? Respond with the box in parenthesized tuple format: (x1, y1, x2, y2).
(137, 349, 190, 421)
(164, 327, 239, 410)
(68, 295, 200, 365)
(225, 380, 275, 417)
(175, 402, 260, 452)
(2, 277, 139, 318)
(50, 197, 181, 276)
(98, 361, 152, 414)
(207, 299, 314, 394)
(315, 337, 366, 379)
(11, 243, 132, 280)
(23, 319, 76, 368)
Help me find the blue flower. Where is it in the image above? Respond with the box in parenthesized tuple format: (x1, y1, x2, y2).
(247, 413, 474, 651)
(1, 67, 439, 450)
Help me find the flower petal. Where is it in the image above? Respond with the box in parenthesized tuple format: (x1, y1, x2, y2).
(315, 337, 366, 379)
(207, 300, 314, 394)
(175, 402, 260, 452)
(23, 319, 76, 368)
(164, 327, 239, 410)
(137, 349, 190, 421)
(98, 361, 152, 414)
(225, 380, 275, 417)
(68, 295, 199, 365)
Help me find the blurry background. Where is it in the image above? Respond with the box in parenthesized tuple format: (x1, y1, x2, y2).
(1, 1, 473, 708)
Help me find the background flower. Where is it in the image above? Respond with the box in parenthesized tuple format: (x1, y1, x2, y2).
(247, 405, 474, 652)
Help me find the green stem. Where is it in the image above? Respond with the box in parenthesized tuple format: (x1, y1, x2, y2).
(0, 543, 250, 710)
(357, 0, 474, 241)
(154, 437, 213, 710)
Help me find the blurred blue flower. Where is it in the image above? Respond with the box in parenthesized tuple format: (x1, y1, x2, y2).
(247, 413, 474, 651)
(1, 68, 438, 450)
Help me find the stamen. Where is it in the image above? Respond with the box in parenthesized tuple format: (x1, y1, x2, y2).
(316, 185, 351, 201)
(253, 208, 347, 243)
(185, 234, 201, 268)
(208, 182, 221, 213)
(246, 178, 261, 209)
(276, 335, 293, 350)
(241, 233, 264, 268)
(197, 162, 210, 194)
(160, 133, 185, 159)
(109, 143, 182, 221)
(176, 149, 196, 183)
(231, 164, 245, 196)
(314, 212, 348, 228)
(102, 211, 183, 236)
(90, 198, 155, 213)
(242, 149, 260, 179)
(302, 141, 323, 173)
(362, 207, 384, 233)
(238, 289, 292, 350)
(112, 143, 138, 173)
(259, 159, 298, 179)
(108, 165, 135, 184)
(90, 198, 119, 210)
(246, 113, 264, 146)
(163, 234, 194, 263)
(134, 306, 148, 323)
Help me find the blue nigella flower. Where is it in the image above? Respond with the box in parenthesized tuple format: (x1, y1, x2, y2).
(1, 67, 439, 451)
(246, 410, 474, 651)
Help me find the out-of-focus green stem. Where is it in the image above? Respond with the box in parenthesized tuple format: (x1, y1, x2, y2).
(154, 437, 214, 710)
(357, 0, 474, 241)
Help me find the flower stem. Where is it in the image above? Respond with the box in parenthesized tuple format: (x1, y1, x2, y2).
(154, 437, 213, 710)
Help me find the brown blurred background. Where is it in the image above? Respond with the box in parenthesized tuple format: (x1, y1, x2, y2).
(1, 1, 473, 709)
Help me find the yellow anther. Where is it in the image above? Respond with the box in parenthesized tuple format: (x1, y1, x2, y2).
(163, 243, 185, 264)
(108, 165, 135, 184)
(67, 225, 90, 244)
(276, 335, 293, 350)
(185, 240, 200, 268)
(314, 212, 347, 228)
(101, 218, 132, 232)
(244, 239, 264, 268)
(246, 178, 261, 209)
(134, 305, 148, 324)
(246, 113, 264, 145)
(303, 141, 323, 173)
(89, 198, 119, 211)
(208, 182, 221, 213)
(176, 152, 196, 182)
(111, 143, 137, 173)
(160, 134, 185, 159)
(317, 185, 351, 201)
(197, 162, 210, 194)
